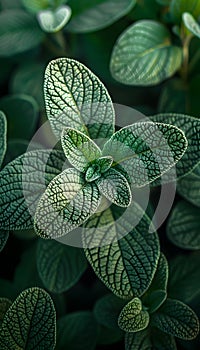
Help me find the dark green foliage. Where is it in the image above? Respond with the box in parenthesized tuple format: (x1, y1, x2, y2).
(0, 1, 200, 349)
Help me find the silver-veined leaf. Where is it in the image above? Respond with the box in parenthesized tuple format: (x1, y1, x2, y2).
(110, 20, 182, 86)
(44, 58, 115, 140)
(0, 111, 6, 167)
(125, 326, 177, 350)
(61, 127, 101, 172)
(183, 12, 200, 39)
(0, 298, 12, 326)
(118, 297, 149, 332)
(34, 168, 101, 238)
(0, 150, 66, 230)
(57, 311, 98, 350)
(83, 202, 160, 298)
(37, 239, 87, 293)
(177, 162, 200, 207)
(97, 168, 132, 207)
(167, 200, 200, 250)
(67, 0, 136, 33)
(38, 5, 71, 33)
(151, 113, 200, 181)
(103, 122, 187, 187)
(85, 156, 113, 182)
(170, 0, 200, 23)
(151, 298, 199, 340)
(0, 287, 56, 349)
(0, 10, 44, 57)
(94, 293, 127, 330)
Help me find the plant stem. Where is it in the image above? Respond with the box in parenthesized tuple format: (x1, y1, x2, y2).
(181, 34, 193, 82)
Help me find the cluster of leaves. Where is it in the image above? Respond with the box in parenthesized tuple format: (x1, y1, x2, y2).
(0, 1, 200, 349)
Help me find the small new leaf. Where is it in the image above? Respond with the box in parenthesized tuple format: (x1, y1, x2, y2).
(34, 168, 101, 238)
(85, 156, 113, 182)
(118, 297, 149, 332)
(97, 168, 132, 207)
(0, 287, 56, 349)
(103, 122, 187, 187)
(37, 5, 72, 33)
(61, 127, 101, 172)
(183, 12, 200, 39)
(151, 298, 199, 340)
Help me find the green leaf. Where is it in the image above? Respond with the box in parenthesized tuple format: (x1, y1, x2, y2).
(0, 95, 39, 140)
(85, 156, 113, 182)
(11, 62, 45, 108)
(34, 168, 101, 238)
(97, 168, 132, 207)
(67, 0, 136, 33)
(125, 326, 177, 350)
(0, 231, 9, 253)
(168, 252, 200, 303)
(22, 0, 50, 13)
(0, 10, 44, 57)
(156, 0, 171, 5)
(110, 20, 182, 86)
(61, 127, 101, 172)
(183, 12, 200, 39)
(0, 298, 12, 326)
(57, 311, 98, 350)
(84, 202, 160, 298)
(0, 110, 6, 167)
(37, 239, 87, 293)
(1, 0, 22, 9)
(167, 200, 200, 249)
(151, 113, 200, 180)
(103, 122, 187, 187)
(94, 293, 127, 330)
(0, 150, 66, 230)
(0, 287, 56, 349)
(170, 0, 200, 23)
(118, 297, 149, 332)
(38, 5, 71, 33)
(44, 57, 115, 140)
(151, 298, 199, 340)
(177, 152, 200, 203)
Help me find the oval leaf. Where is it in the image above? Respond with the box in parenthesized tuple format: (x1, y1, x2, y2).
(97, 168, 132, 207)
(177, 162, 200, 207)
(118, 297, 149, 332)
(183, 12, 200, 39)
(34, 168, 101, 238)
(38, 5, 72, 33)
(103, 122, 187, 187)
(85, 156, 113, 182)
(151, 113, 200, 181)
(0, 287, 56, 349)
(0, 10, 44, 57)
(67, 0, 136, 33)
(37, 239, 87, 293)
(83, 202, 160, 298)
(167, 200, 200, 250)
(110, 20, 182, 86)
(0, 111, 7, 167)
(0, 150, 66, 230)
(125, 326, 177, 350)
(44, 57, 115, 140)
(151, 298, 199, 340)
(61, 127, 101, 172)
(57, 311, 98, 350)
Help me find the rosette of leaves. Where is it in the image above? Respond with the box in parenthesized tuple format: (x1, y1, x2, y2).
(94, 253, 199, 349)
